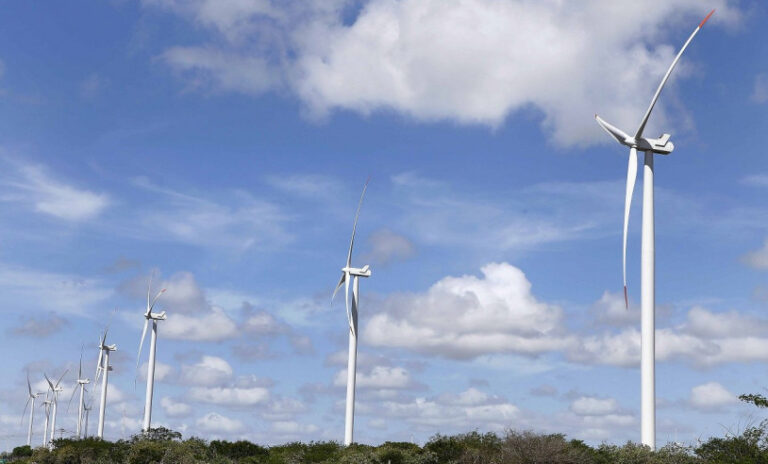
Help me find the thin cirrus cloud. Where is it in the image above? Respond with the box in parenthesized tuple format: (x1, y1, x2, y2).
(0, 162, 109, 222)
(145, 0, 739, 146)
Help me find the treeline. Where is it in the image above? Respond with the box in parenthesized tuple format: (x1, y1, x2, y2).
(6, 424, 768, 464)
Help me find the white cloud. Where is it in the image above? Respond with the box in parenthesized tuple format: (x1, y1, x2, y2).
(689, 382, 737, 410)
(196, 412, 244, 433)
(0, 265, 111, 316)
(188, 385, 270, 406)
(132, 177, 289, 251)
(752, 73, 768, 104)
(742, 239, 768, 270)
(364, 262, 572, 359)
(591, 291, 639, 327)
(180, 355, 234, 387)
(161, 397, 192, 417)
(334, 366, 413, 390)
(159, 272, 210, 314)
(146, 0, 738, 146)
(138, 361, 174, 382)
(378, 388, 519, 430)
(364, 228, 415, 264)
(0, 163, 109, 221)
(570, 397, 620, 416)
(164, 307, 239, 341)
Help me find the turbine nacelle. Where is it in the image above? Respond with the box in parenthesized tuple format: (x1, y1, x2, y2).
(145, 311, 167, 321)
(342, 265, 371, 278)
(595, 115, 674, 155)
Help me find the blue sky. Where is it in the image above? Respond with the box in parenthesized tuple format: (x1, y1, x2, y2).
(1, 0, 768, 450)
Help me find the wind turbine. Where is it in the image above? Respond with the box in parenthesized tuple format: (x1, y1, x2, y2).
(95, 328, 117, 439)
(136, 278, 166, 433)
(68, 352, 90, 439)
(332, 179, 372, 446)
(594, 9, 714, 450)
(21, 374, 44, 446)
(43, 370, 69, 447)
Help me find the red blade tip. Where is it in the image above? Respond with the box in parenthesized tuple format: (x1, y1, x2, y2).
(623, 286, 629, 309)
(699, 9, 715, 28)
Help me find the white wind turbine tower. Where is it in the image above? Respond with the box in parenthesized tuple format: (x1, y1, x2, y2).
(43, 370, 69, 447)
(41, 391, 52, 447)
(332, 179, 371, 446)
(68, 353, 90, 439)
(594, 10, 714, 450)
(95, 328, 117, 439)
(21, 374, 44, 447)
(136, 278, 167, 433)
(82, 399, 92, 439)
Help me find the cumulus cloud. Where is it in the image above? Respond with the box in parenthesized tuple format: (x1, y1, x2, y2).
(0, 162, 109, 221)
(752, 73, 768, 104)
(689, 382, 738, 410)
(145, 0, 738, 146)
(570, 396, 620, 416)
(742, 239, 768, 270)
(591, 291, 639, 327)
(364, 262, 572, 359)
(196, 412, 244, 433)
(138, 361, 175, 382)
(161, 397, 192, 417)
(377, 387, 519, 430)
(180, 356, 234, 387)
(334, 365, 413, 390)
(364, 228, 415, 264)
(189, 385, 271, 406)
(10, 312, 68, 337)
(164, 307, 239, 341)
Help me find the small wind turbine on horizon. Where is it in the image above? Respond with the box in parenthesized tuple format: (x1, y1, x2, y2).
(594, 9, 715, 450)
(43, 370, 69, 448)
(332, 179, 372, 446)
(136, 277, 167, 434)
(95, 328, 117, 439)
(21, 374, 44, 447)
(67, 351, 90, 439)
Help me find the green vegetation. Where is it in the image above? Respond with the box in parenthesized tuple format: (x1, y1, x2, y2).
(5, 425, 768, 463)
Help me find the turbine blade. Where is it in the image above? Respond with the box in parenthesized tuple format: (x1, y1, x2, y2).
(147, 274, 152, 315)
(56, 369, 69, 387)
(21, 397, 31, 425)
(149, 288, 166, 313)
(137, 319, 149, 369)
(346, 178, 370, 268)
(67, 384, 78, 413)
(331, 273, 346, 302)
(79, 349, 83, 380)
(634, 10, 714, 138)
(95, 349, 103, 381)
(622, 148, 639, 309)
(595, 115, 630, 144)
(345, 272, 354, 336)
(44, 373, 54, 389)
(27, 372, 33, 397)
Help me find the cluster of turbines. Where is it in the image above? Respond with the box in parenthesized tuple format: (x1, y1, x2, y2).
(21, 281, 167, 448)
(17, 10, 714, 452)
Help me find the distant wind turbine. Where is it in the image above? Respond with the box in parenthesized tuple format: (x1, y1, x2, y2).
(332, 179, 372, 446)
(68, 351, 90, 439)
(21, 373, 44, 446)
(43, 370, 69, 448)
(136, 277, 167, 433)
(594, 9, 715, 450)
(95, 328, 117, 439)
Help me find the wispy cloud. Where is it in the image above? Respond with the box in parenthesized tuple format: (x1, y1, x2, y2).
(0, 161, 109, 221)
